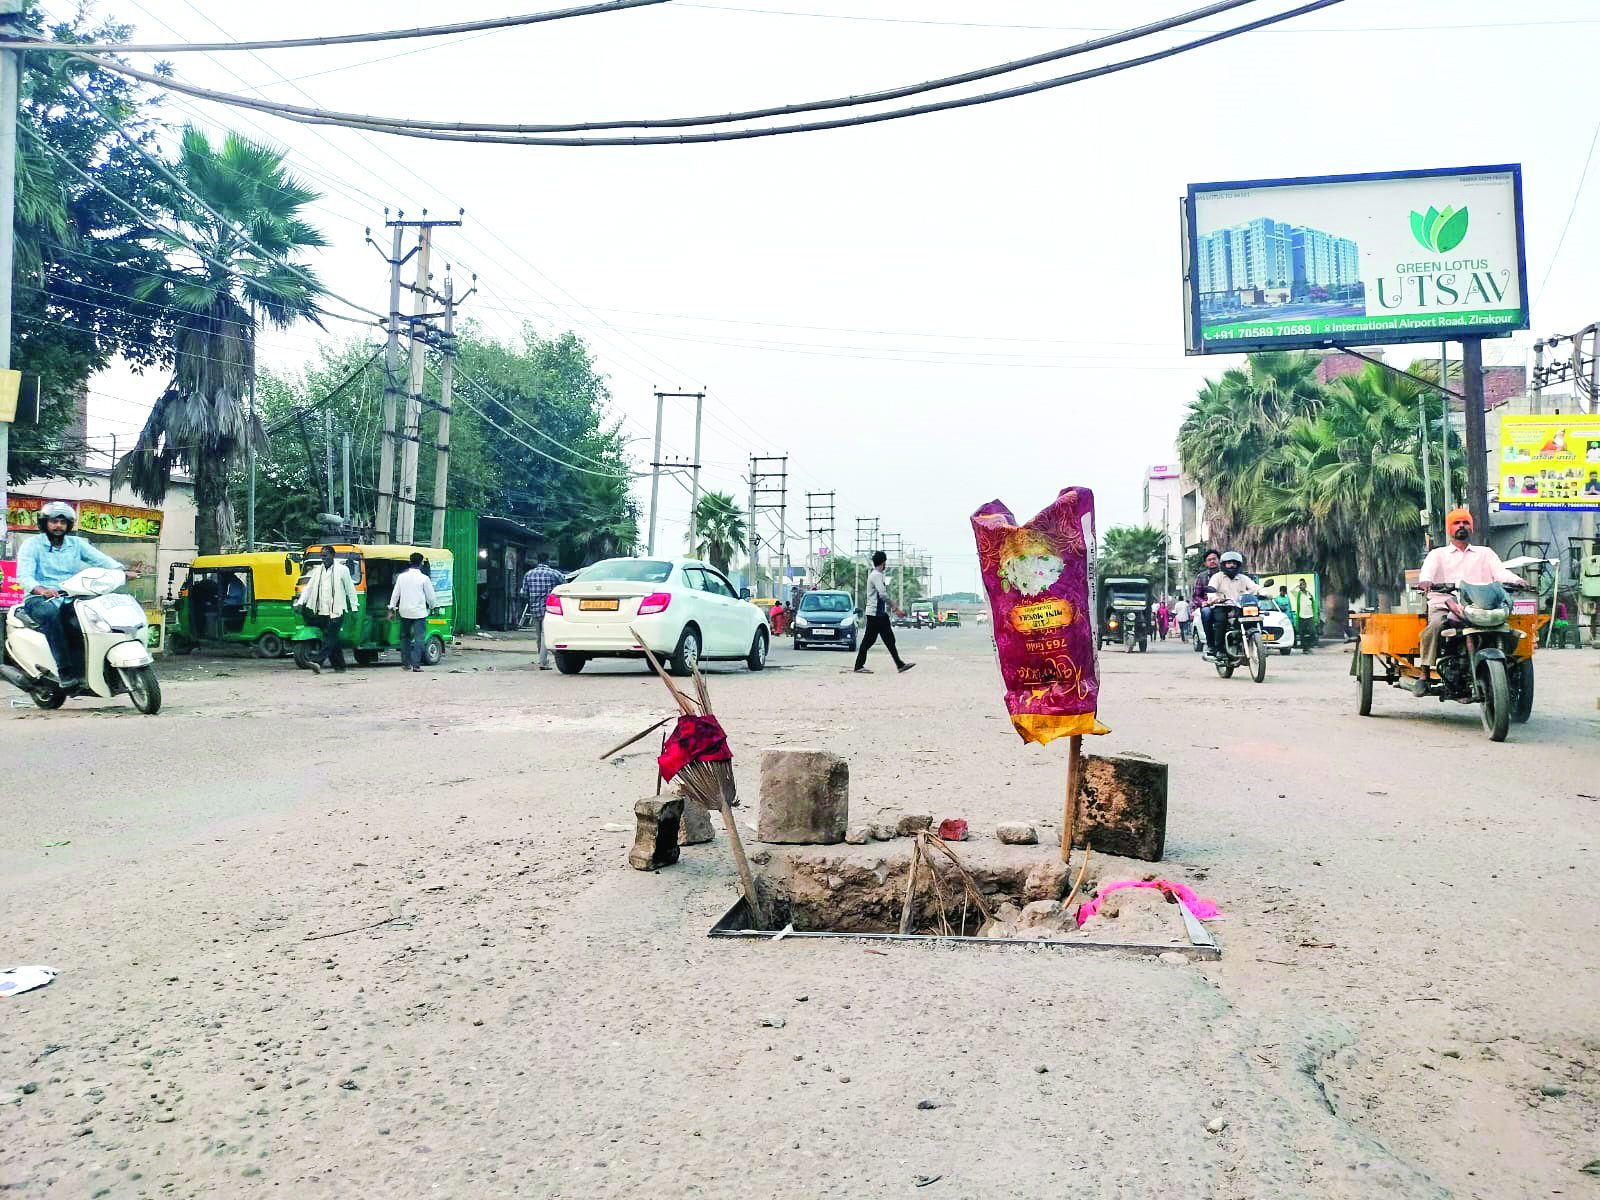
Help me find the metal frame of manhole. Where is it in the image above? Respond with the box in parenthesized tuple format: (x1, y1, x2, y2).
(709, 895, 1221, 960)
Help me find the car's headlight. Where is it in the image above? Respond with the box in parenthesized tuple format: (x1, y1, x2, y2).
(838, 613, 854, 627)
(795, 616, 811, 629)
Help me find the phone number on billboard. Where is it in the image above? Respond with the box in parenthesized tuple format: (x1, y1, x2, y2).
(1207, 325, 1316, 340)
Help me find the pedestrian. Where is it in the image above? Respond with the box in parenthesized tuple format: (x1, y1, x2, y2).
(387, 552, 439, 673)
(768, 599, 786, 636)
(1173, 596, 1192, 644)
(1291, 578, 1318, 647)
(519, 552, 566, 670)
(296, 545, 359, 675)
(1156, 597, 1171, 640)
(853, 551, 914, 675)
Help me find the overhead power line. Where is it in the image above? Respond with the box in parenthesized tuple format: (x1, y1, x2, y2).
(6, 0, 671, 53)
(81, 0, 1263, 134)
(83, 0, 1346, 146)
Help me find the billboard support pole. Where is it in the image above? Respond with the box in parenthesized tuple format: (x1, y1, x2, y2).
(1460, 338, 1491, 537)
(1440, 343, 1453, 518)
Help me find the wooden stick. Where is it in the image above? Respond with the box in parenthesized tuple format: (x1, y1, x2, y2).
(1062, 843, 1093, 914)
(1061, 734, 1083, 864)
(629, 625, 696, 715)
(690, 661, 712, 713)
(714, 794, 766, 929)
(597, 715, 674, 761)
(897, 838, 923, 935)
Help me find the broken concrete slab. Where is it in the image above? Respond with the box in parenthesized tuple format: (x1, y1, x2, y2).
(629, 796, 684, 871)
(844, 827, 872, 845)
(678, 796, 715, 846)
(1075, 752, 1168, 862)
(756, 748, 849, 845)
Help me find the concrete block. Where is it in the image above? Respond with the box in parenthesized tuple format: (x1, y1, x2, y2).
(628, 796, 683, 870)
(678, 796, 715, 846)
(895, 812, 932, 836)
(1075, 753, 1168, 862)
(757, 748, 849, 845)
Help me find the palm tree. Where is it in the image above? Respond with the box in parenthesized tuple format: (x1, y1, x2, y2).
(1176, 350, 1324, 568)
(117, 126, 328, 554)
(690, 491, 747, 574)
(1263, 363, 1455, 611)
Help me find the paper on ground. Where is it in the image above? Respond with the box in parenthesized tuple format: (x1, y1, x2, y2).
(1, 966, 57, 997)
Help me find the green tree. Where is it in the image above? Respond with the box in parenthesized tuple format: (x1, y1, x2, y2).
(117, 126, 329, 554)
(1176, 350, 1324, 570)
(9, 4, 177, 483)
(690, 491, 747, 573)
(1264, 362, 1462, 611)
(1099, 524, 1175, 582)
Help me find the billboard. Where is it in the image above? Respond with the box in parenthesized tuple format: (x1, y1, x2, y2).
(1497, 415, 1600, 512)
(1183, 165, 1528, 355)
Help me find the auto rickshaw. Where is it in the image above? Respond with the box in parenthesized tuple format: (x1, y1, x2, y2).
(1099, 576, 1152, 652)
(166, 552, 304, 658)
(289, 544, 455, 669)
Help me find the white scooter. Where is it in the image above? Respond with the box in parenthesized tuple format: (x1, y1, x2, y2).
(2, 568, 162, 714)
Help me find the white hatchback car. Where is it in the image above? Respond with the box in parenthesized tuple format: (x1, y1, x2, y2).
(542, 557, 771, 675)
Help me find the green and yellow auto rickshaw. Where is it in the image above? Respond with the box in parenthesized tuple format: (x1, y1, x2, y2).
(166, 552, 305, 658)
(289, 544, 455, 669)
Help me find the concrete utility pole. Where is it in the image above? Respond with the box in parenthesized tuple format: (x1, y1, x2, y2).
(396, 224, 432, 544)
(430, 270, 473, 550)
(324, 408, 335, 518)
(0, 1, 14, 553)
(341, 432, 351, 526)
(1460, 338, 1491, 536)
(647, 391, 704, 556)
(372, 217, 409, 543)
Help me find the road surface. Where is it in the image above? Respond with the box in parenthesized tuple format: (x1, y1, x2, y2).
(2, 628, 1597, 1198)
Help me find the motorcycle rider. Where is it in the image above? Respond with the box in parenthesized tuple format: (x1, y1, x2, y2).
(1202, 550, 1261, 658)
(15, 501, 127, 688)
(1190, 547, 1221, 651)
(1415, 507, 1525, 693)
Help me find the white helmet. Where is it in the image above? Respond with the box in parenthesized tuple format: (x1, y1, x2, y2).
(37, 500, 77, 532)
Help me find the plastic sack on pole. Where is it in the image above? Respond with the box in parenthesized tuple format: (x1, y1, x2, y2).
(971, 488, 1108, 744)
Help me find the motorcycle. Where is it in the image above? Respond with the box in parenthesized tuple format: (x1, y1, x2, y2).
(1360, 581, 1530, 741)
(2, 568, 162, 714)
(1205, 595, 1268, 682)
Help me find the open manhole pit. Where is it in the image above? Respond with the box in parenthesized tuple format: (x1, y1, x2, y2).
(712, 841, 1219, 958)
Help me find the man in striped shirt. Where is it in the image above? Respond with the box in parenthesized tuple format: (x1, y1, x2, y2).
(520, 553, 566, 670)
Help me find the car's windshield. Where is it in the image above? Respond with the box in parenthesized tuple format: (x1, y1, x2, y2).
(801, 592, 852, 613)
(577, 559, 674, 585)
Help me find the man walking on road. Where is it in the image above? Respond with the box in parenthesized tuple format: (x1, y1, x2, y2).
(520, 553, 566, 670)
(388, 552, 438, 673)
(853, 550, 914, 675)
(297, 545, 359, 674)
(1173, 596, 1192, 644)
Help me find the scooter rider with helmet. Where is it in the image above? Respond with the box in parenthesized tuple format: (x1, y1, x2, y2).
(1202, 550, 1260, 658)
(16, 501, 127, 688)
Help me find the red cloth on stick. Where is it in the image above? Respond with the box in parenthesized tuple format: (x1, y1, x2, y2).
(657, 713, 733, 782)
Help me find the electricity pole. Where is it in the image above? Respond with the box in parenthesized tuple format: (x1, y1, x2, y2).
(370, 215, 411, 543)
(648, 390, 704, 555)
(748, 455, 789, 597)
(431, 269, 474, 549)
(396, 224, 433, 543)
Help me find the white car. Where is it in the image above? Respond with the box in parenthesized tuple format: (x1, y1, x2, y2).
(542, 557, 770, 675)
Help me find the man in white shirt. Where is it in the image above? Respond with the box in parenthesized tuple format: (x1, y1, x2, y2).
(1416, 508, 1525, 682)
(387, 552, 439, 673)
(296, 545, 360, 674)
(852, 550, 915, 675)
(1172, 597, 1192, 643)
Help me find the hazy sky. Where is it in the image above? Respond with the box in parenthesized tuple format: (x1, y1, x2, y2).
(60, 0, 1600, 590)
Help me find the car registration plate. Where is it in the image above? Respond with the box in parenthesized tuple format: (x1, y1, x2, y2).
(579, 598, 619, 611)
(812, 628, 835, 636)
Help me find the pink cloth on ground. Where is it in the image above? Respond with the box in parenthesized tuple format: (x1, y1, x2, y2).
(1075, 879, 1221, 927)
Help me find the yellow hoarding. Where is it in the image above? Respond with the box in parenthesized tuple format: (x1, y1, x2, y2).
(1498, 415, 1600, 511)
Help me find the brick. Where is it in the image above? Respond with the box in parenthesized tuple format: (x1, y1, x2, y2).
(628, 796, 684, 870)
(678, 796, 715, 846)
